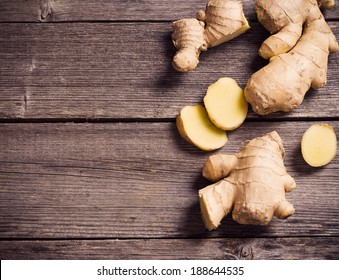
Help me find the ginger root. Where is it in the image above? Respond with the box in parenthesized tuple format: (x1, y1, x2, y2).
(172, 19, 207, 72)
(199, 131, 296, 229)
(301, 124, 337, 167)
(204, 77, 248, 131)
(172, 0, 250, 72)
(244, 0, 339, 115)
(176, 105, 228, 151)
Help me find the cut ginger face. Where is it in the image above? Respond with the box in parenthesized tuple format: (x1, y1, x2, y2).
(204, 77, 248, 130)
(176, 105, 227, 151)
(301, 124, 337, 167)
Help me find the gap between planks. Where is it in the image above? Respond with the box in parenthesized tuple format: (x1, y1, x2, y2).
(0, 116, 339, 124)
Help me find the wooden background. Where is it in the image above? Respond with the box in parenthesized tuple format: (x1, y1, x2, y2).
(0, 0, 338, 260)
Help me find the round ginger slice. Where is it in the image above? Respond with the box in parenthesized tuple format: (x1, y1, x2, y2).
(176, 105, 228, 151)
(301, 124, 337, 167)
(204, 77, 248, 130)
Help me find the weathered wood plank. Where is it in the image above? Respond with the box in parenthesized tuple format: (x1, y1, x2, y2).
(0, 0, 337, 22)
(0, 22, 338, 120)
(0, 237, 337, 260)
(0, 121, 338, 239)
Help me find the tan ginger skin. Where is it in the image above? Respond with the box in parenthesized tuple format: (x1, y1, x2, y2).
(244, 0, 339, 115)
(199, 131, 296, 230)
(172, 0, 250, 72)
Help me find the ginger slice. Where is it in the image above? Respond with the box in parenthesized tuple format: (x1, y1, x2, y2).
(204, 77, 248, 130)
(301, 124, 337, 167)
(176, 105, 227, 151)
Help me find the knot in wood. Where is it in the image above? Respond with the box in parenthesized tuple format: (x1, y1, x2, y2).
(39, 0, 52, 21)
(239, 245, 253, 260)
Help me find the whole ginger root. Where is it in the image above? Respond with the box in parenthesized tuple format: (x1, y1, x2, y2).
(172, 0, 250, 72)
(199, 131, 296, 230)
(244, 0, 339, 115)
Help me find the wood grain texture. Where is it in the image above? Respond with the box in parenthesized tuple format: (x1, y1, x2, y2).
(0, 22, 338, 120)
(0, 0, 337, 22)
(0, 121, 338, 239)
(0, 237, 337, 260)
(0, 0, 338, 261)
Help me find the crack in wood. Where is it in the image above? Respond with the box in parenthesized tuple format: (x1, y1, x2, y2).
(23, 93, 28, 112)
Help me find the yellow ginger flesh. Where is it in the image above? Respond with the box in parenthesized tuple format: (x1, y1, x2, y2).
(199, 131, 296, 229)
(204, 77, 248, 131)
(244, 0, 339, 115)
(301, 124, 337, 167)
(176, 105, 228, 151)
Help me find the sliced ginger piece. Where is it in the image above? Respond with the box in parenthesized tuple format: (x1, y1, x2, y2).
(204, 77, 248, 130)
(301, 124, 337, 167)
(176, 105, 227, 151)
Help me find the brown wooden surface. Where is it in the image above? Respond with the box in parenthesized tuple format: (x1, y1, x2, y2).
(1, 237, 337, 260)
(0, 121, 338, 239)
(1, 0, 337, 22)
(0, 22, 338, 120)
(0, 0, 338, 260)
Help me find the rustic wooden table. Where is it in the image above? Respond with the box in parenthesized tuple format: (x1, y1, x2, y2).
(0, 0, 338, 260)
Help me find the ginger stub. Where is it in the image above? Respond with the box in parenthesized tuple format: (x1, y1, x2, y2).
(199, 131, 296, 229)
(301, 124, 337, 167)
(204, 77, 248, 131)
(176, 105, 228, 151)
